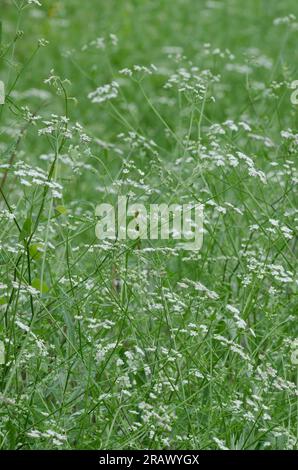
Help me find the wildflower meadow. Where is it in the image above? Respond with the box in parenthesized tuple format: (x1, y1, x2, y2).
(0, 0, 297, 455)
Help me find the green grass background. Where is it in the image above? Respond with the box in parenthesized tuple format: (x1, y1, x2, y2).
(0, 0, 297, 450)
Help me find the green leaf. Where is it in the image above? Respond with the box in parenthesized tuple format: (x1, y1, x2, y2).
(31, 278, 49, 294)
(19, 217, 32, 242)
(29, 243, 43, 260)
(55, 205, 67, 215)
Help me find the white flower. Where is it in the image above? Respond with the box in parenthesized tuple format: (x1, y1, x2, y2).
(213, 437, 229, 450)
(88, 81, 119, 104)
(28, 0, 42, 6)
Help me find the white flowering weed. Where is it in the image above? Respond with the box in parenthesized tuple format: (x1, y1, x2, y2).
(0, 0, 297, 451)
